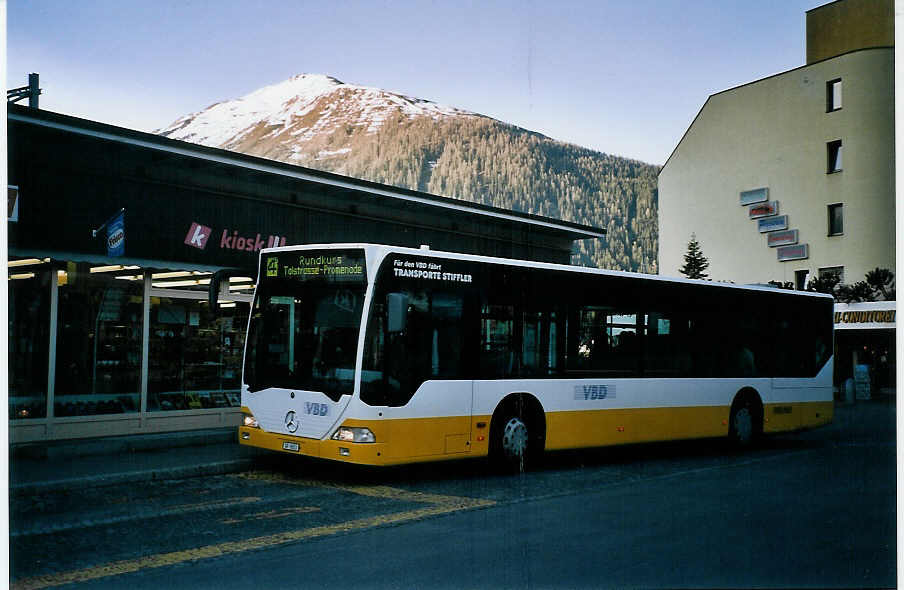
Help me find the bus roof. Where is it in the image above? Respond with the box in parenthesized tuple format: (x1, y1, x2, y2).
(259, 243, 835, 300)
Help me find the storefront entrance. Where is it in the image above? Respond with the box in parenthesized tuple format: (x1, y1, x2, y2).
(834, 301, 896, 400)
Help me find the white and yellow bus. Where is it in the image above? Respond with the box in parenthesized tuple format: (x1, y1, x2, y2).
(238, 243, 834, 468)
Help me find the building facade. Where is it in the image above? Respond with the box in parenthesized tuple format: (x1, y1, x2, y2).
(7, 104, 603, 444)
(658, 0, 894, 394)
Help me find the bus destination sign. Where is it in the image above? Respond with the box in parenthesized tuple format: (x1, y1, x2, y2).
(264, 250, 366, 283)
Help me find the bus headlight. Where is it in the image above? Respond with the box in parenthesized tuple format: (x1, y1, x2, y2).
(332, 426, 376, 443)
(242, 414, 260, 428)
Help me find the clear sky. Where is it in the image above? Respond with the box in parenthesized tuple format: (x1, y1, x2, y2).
(7, 0, 823, 166)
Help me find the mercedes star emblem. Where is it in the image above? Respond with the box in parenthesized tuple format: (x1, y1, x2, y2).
(285, 410, 299, 433)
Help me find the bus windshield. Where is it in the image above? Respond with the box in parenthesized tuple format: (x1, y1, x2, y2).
(244, 282, 365, 398)
(244, 248, 368, 398)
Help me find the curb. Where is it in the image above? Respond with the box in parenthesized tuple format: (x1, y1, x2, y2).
(10, 457, 258, 497)
(10, 428, 237, 460)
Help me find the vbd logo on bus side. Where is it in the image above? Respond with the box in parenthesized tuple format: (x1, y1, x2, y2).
(574, 385, 616, 401)
(305, 402, 329, 417)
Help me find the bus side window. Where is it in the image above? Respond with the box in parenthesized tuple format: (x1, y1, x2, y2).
(520, 309, 562, 377)
(481, 303, 515, 378)
(429, 292, 464, 378)
(644, 313, 692, 377)
(568, 307, 641, 375)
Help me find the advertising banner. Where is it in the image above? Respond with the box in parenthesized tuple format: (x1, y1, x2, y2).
(106, 210, 125, 257)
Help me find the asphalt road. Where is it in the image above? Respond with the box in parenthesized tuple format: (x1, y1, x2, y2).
(10, 401, 896, 589)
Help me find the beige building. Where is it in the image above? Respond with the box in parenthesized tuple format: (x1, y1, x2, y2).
(658, 0, 894, 290)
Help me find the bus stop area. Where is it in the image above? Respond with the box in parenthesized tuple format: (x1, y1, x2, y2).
(9, 427, 263, 497)
(9, 396, 894, 497)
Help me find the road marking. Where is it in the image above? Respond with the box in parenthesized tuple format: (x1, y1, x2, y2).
(220, 506, 321, 525)
(170, 496, 261, 511)
(12, 474, 495, 590)
(10, 496, 263, 539)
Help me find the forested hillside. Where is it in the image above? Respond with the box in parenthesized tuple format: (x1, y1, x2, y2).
(160, 75, 659, 271)
(251, 113, 658, 271)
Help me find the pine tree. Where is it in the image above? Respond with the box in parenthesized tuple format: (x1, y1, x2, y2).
(865, 267, 895, 301)
(679, 233, 709, 279)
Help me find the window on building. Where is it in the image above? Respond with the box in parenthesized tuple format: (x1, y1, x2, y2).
(8, 264, 52, 419)
(826, 79, 842, 112)
(819, 266, 844, 284)
(827, 140, 843, 173)
(148, 297, 250, 411)
(828, 203, 844, 236)
(54, 266, 144, 416)
(795, 270, 810, 291)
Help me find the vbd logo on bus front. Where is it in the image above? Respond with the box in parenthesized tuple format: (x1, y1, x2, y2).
(574, 384, 615, 401)
(305, 402, 329, 417)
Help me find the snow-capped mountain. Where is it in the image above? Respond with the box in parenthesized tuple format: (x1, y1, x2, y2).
(158, 74, 476, 163)
(158, 74, 660, 272)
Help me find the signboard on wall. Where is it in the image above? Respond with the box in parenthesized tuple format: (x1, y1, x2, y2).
(739, 187, 769, 206)
(748, 201, 779, 219)
(758, 215, 789, 233)
(776, 243, 808, 261)
(834, 302, 896, 330)
(767, 229, 799, 247)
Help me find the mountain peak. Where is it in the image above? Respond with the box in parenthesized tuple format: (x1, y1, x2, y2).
(158, 73, 474, 147)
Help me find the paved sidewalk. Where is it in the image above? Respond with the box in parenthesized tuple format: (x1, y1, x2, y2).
(9, 428, 267, 496)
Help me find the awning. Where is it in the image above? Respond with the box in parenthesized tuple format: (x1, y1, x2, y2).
(8, 248, 252, 275)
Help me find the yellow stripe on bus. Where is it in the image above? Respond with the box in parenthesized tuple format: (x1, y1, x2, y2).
(241, 401, 834, 465)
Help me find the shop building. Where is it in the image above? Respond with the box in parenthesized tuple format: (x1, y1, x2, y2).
(657, 0, 894, 395)
(7, 104, 603, 444)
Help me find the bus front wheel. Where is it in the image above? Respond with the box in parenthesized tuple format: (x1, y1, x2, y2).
(490, 396, 544, 472)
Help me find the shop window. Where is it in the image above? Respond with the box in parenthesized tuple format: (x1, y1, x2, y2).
(54, 266, 143, 416)
(828, 203, 844, 236)
(827, 140, 843, 173)
(148, 297, 249, 411)
(8, 266, 51, 419)
(826, 79, 842, 112)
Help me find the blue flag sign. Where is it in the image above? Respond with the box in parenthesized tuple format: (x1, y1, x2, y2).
(106, 211, 125, 257)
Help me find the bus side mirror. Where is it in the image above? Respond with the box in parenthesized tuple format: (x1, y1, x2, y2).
(208, 268, 248, 317)
(387, 293, 408, 333)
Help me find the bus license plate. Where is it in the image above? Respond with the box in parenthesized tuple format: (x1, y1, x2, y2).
(282, 441, 300, 452)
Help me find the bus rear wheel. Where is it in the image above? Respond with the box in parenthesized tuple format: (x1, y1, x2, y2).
(728, 395, 762, 447)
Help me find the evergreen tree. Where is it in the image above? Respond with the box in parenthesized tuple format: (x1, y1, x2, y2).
(806, 273, 840, 295)
(865, 267, 895, 300)
(679, 233, 709, 279)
